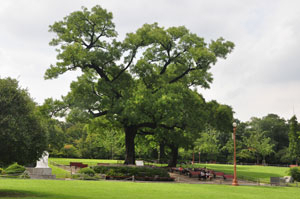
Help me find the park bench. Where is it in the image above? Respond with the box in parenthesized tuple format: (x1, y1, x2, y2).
(223, 174, 234, 180)
(187, 171, 201, 178)
(270, 177, 286, 186)
(70, 162, 88, 168)
(214, 172, 225, 178)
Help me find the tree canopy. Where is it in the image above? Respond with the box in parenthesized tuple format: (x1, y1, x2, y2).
(0, 78, 47, 166)
(45, 5, 234, 164)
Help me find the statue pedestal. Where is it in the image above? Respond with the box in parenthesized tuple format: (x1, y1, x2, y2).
(26, 168, 56, 179)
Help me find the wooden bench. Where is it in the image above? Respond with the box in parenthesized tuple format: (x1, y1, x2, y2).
(214, 172, 225, 177)
(188, 171, 201, 178)
(70, 162, 88, 168)
(223, 174, 234, 180)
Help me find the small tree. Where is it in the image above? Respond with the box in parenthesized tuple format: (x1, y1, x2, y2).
(288, 115, 300, 165)
(245, 130, 274, 164)
(194, 127, 221, 162)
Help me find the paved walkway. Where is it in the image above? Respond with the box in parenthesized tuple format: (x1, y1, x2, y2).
(169, 172, 263, 186)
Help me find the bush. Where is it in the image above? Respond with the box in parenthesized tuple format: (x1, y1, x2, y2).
(106, 169, 125, 177)
(93, 166, 170, 178)
(289, 167, 300, 182)
(4, 163, 25, 175)
(60, 145, 80, 158)
(0, 168, 4, 174)
(93, 166, 109, 174)
(79, 167, 95, 177)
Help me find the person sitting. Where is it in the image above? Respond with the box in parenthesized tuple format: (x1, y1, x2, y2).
(199, 170, 206, 180)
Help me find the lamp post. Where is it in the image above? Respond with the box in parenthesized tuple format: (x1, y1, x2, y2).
(192, 151, 195, 164)
(232, 122, 239, 186)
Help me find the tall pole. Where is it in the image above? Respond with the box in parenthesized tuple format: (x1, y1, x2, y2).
(232, 122, 239, 186)
(192, 151, 195, 164)
(199, 152, 201, 164)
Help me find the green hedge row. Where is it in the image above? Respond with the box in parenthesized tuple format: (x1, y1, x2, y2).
(91, 166, 170, 178)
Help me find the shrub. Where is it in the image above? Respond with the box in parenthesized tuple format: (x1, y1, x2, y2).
(92, 166, 170, 178)
(60, 145, 80, 158)
(106, 169, 125, 177)
(93, 166, 109, 174)
(79, 167, 95, 177)
(0, 168, 4, 174)
(289, 167, 300, 182)
(4, 163, 25, 174)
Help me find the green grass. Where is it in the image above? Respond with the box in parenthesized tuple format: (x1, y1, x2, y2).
(49, 158, 120, 166)
(49, 164, 71, 179)
(0, 178, 299, 199)
(187, 163, 289, 183)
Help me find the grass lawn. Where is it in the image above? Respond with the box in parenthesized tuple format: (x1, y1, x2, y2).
(189, 163, 289, 183)
(49, 164, 71, 179)
(0, 178, 299, 199)
(49, 158, 120, 166)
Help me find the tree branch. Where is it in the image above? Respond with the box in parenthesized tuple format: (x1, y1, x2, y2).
(112, 49, 137, 82)
(88, 109, 108, 117)
(137, 130, 155, 135)
(136, 122, 157, 129)
(169, 67, 196, 84)
(88, 64, 110, 81)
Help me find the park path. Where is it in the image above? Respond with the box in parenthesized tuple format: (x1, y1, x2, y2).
(169, 172, 262, 186)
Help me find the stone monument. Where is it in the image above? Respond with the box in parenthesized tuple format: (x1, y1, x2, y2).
(26, 151, 56, 179)
(36, 151, 49, 168)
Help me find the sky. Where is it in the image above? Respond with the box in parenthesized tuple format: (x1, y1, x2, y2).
(1, 0, 300, 122)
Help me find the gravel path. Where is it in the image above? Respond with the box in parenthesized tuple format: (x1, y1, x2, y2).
(169, 172, 263, 186)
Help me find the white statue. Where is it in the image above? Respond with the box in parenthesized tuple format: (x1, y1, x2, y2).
(35, 151, 49, 168)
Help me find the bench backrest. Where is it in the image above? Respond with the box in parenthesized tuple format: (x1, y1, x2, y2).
(70, 162, 88, 168)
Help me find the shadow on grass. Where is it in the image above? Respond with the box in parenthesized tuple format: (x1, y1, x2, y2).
(0, 190, 43, 198)
(0, 189, 89, 199)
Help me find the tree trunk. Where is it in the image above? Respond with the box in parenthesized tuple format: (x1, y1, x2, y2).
(168, 145, 178, 167)
(262, 156, 266, 166)
(159, 142, 166, 163)
(124, 126, 137, 165)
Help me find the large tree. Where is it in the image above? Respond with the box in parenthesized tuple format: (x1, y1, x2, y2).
(0, 78, 47, 166)
(45, 5, 234, 164)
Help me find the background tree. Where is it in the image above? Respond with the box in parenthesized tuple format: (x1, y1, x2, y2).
(243, 119, 275, 164)
(257, 114, 289, 163)
(288, 115, 300, 165)
(194, 127, 221, 162)
(45, 5, 234, 164)
(0, 78, 47, 166)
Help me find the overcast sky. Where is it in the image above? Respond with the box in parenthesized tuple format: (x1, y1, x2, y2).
(1, 0, 299, 122)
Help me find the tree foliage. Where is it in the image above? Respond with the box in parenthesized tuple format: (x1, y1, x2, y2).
(0, 78, 47, 166)
(46, 5, 234, 164)
(288, 115, 300, 164)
